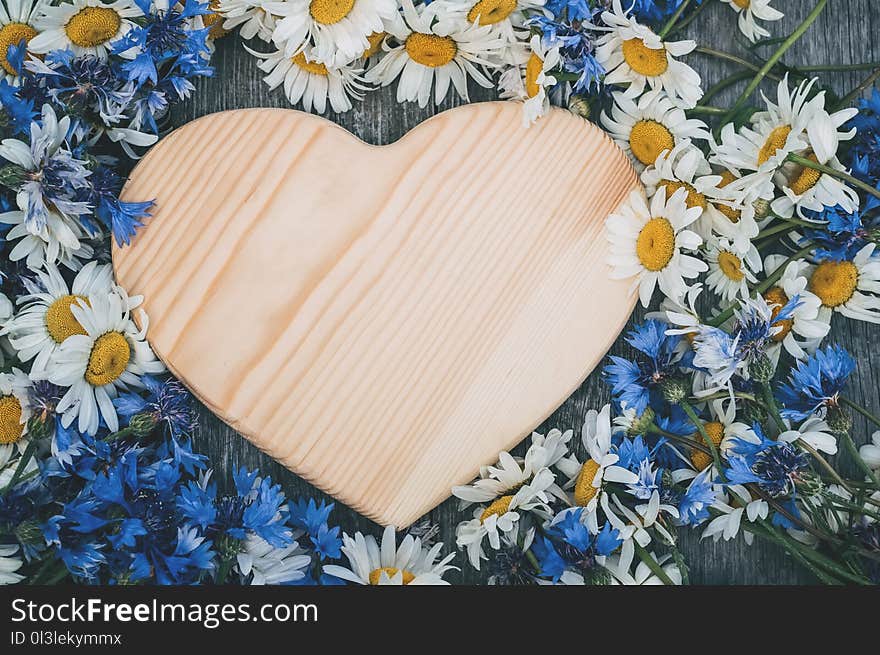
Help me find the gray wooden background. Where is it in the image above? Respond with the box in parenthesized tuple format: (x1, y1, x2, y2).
(166, 0, 880, 584)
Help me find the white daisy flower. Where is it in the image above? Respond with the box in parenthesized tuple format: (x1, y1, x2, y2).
(46, 287, 165, 435)
(265, 0, 397, 67)
(0, 208, 92, 271)
(604, 549, 683, 585)
(29, 0, 143, 59)
(708, 168, 760, 252)
(0, 292, 13, 368)
(805, 244, 880, 324)
(455, 469, 552, 569)
(247, 44, 368, 113)
(596, 0, 702, 109)
(0, 544, 24, 585)
(602, 90, 710, 170)
(324, 525, 457, 584)
(431, 0, 545, 47)
(555, 405, 640, 528)
(859, 431, 880, 470)
(606, 186, 707, 307)
(721, 0, 783, 43)
(0, 367, 31, 449)
(0, 0, 49, 83)
(779, 415, 837, 455)
(364, 0, 504, 108)
(705, 236, 762, 303)
(702, 485, 768, 544)
(498, 34, 559, 125)
(3, 262, 114, 376)
(760, 255, 830, 359)
(215, 0, 276, 41)
(236, 534, 312, 585)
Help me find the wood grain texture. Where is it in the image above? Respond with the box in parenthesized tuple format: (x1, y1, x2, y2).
(157, 0, 880, 582)
(113, 102, 640, 527)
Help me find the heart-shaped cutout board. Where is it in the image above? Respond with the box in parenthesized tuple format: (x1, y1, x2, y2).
(113, 101, 640, 527)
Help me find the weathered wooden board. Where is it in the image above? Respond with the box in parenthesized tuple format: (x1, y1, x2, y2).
(157, 0, 880, 582)
(113, 102, 640, 527)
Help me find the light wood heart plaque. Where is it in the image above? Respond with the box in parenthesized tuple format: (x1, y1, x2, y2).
(113, 101, 640, 527)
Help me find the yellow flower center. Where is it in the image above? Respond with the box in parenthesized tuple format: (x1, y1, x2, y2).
(660, 179, 707, 210)
(690, 421, 724, 470)
(757, 125, 792, 166)
(636, 217, 675, 272)
(732, 0, 750, 8)
(0, 395, 23, 445)
(629, 119, 675, 166)
(524, 52, 543, 98)
(809, 260, 859, 309)
(788, 152, 821, 195)
(292, 51, 328, 75)
(573, 459, 601, 506)
(467, 0, 517, 25)
(368, 567, 415, 585)
(405, 33, 457, 68)
(479, 494, 513, 522)
(714, 170, 742, 223)
(65, 6, 121, 48)
(763, 286, 793, 342)
(717, 250, 744, 282)
(202, 1, 229, 40)
(362, 31, 385, 58)
(45, 294, 89, 344)
(0, 23, 37, 75)
(309, 0, 355, 25)
(621, 38, 668, 77)
(85, 331, 131, 387)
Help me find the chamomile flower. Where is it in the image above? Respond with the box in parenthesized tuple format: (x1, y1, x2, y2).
(779, 416, 837, 455)
(555, 405, 640, 525)
(265, 0, 397, 67)
(690, 399, 754, 469)
(0, 0, 49, 82)
(3, 261, 114, 376)
(0, 208, 92, 270)
(602, 90, 710, 170)
(805, 244, 880, 324)
(46, 287, 165, 435)
(721, 0, 783, 43)
(709, 168, 760, 251)
(215, 0, 276, 41)
(596, 0, 701, 109)
(29, 0, 144, 59)
(640, 139, 728, 241)
(497, 33, 559, 125)
(236, 534, 312, 584)
(604, 549, 682, 585)
(0, 544, 24, 584)
(860, 431, 880, 470)
(705, 236, 762, 303)
(761, 255, 830, 359)
(247, 45, 368, 113)
(0, 368, 31, 447)
(431, 0, 545, 45)
(324, 525, 457, 584)
(606, 186, 707, 307)
(701, 485, 768, 544)
(364, 0, 504, 107)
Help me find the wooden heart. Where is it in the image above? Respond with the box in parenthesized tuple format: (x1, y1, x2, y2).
(113, 101, 640, 527)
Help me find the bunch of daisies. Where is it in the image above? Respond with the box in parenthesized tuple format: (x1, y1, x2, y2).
(449, 0, 880, 584)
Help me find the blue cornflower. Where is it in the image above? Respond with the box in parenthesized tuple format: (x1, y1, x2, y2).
(114, 375, 197, 438)
(80, 166, 154, 245)
(802, 206, 878, 262)
(615, 434, 652, 470)
(545, 0, 594, 21)
(628, 0, 702, 24)
(678, 468, 715, 525)
(626, 457, 661, 500)
(605, 320, 682, 414)
(289, 498, 342, 560)
(535, 509, 622, 582)
(0, 78, 37, 136)
(724, 427, 810, 498)
(776, 345, 855, 421)
(527, 15, 605, 93)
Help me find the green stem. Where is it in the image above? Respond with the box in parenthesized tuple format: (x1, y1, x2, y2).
(688, 105, 727, 116)
(0, 438, 38, 496)
(699, 71, 752, 106)
(800, 62, 880, 72)
(658, 0, 693, 38)
(691, 391, 759, 403)
(755, 216, 819, 241)
(694, 46, 782, 79)
(707, 244, 814, 326)
(722, 0, 829, 125)
(836, 68, 880, 109)
(669, 0, 713, 35)
(216, 556, 235, 584)
(839, 427, 880, 489)
(761, 383, 786, 437)
(102, 426, 135, 442)
(821, 493, 880, 522)
(749, 523, 842, 584)
(524, 548, 541, 575)
(649, 424, 711, 455)
(787, 153, 880, 202)
(679, 400, 724, 476)
(841, 396, 880, 429)
(799, 439, 855, 494)
(633, 542, 676, 585)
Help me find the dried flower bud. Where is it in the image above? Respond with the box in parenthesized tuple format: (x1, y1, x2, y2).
(661, 376, 689, 404)
(129, 412, 159, 438)
(567, 94, 591, 120)
(748, 353, 775, 384)
(752, 198, 771, 218)
(826, 406, 852, 436)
